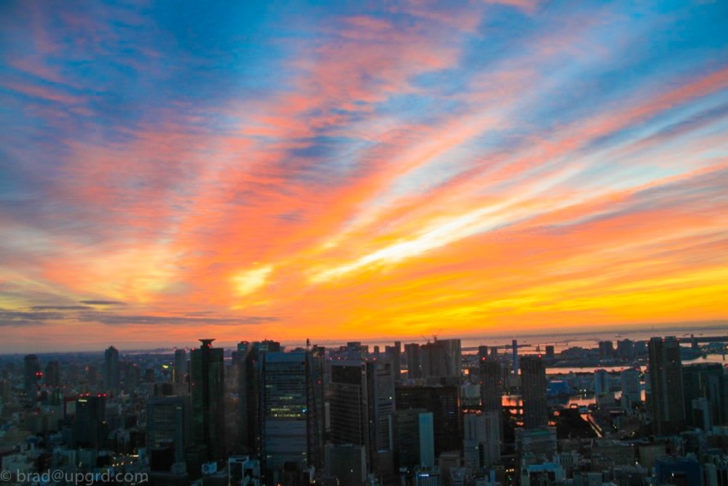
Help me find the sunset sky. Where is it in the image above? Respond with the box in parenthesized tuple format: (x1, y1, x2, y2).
(1, 1, 727, 352)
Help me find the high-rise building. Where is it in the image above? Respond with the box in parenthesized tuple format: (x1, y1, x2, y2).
(512, 340, 519, 375)
(259, 350, 324, 478)
(329, 358, 395, 475)
(190, 338, 225, 463)
(104, 346, 120, 395)
(44, 360, 60, 388)
(421, 339, 461, 382)
(520, 356, 548, 429)
(683, 363, 726, 428)
(594, 369, 609, 397)
(463, 411, 500, 470)
(147, 396, 189, 471)
(74, 394, 107, 450)
(620, 367, 641, 408)
(396, 384, 461, 456)
(405, 343, 423, 380)
(385, 342, 402, 383)
(479, 359, 503, 414)
(174, 349, 187, 386)
(24, 354, 41, 398)
(647, 336, 685, 435)
(394, 409, 435, 469)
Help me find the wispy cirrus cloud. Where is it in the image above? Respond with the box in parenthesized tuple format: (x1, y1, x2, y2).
(1, 0, 727, 350)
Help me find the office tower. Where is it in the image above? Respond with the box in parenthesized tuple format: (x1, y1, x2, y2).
(421, 339, 461, 382)
(74, 394, 107, 449)
(395, 409, 435, 469)
(147, 396, 189, 471)
(385, 341, 402, 383)
(396, 385, 461, 456)
(122, 362, 140, 394)
(330, 358, 395, 475)
(330, 360, 371, 471)
(104, 346, 120, 395)
(512, 340, 519, 374)
(620, 367, 641, 407)
(24, 354, 41, 397)
(44, 360, 60, 388)
(190, 338, 225, 462)
(478, 346, 489, 360)
(683, 363, 726, 427)
(405, 343, 423, 380)
(599, 341, 614, 359)
(648, 336, 685, 435)
(174, 349, 187, 386)
(463, 412, 500, 470)
(520, 356, 548, 429)
(545, 345, 555, 359)
(617, 339, 635, 360)
(479, 359, 503, 414)
(259, 350, 324, 478)
(594, 369, 609, 397)
(232, 341, 260, 456)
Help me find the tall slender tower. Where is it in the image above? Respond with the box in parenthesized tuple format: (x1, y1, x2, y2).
(648, 336, 685, 435)
(174, 349, 187, 386)
(520, 356, 547, 429)
(259, 350, 325, 480)
(104, 346, 120, 395)
(190, 339, 225, 462)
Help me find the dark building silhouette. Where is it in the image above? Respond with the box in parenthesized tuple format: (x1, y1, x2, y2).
(421, 339, 461, 382)
(617, 339, 635, 360)
(396, 384, 461, 456)
(479, 358, 503, 414)
(330, 358, 396, 477)
(385, 341, 402, 383)
(521, 356, 548, 429)
(24, 354, 41, 398)
(104, 346, 120, 395)
(147, 396, 189, 471)
(232, 341, 259, 456)
(405, 343, 423, 380)
(190, 338, 225, 463)
(394, 409, 435, 469)
(174, 349, 187, 386)
(74, 394, 107, 450)
(648, 336, 685, 435)
(683, 363, 726, 428)
(44, 360, 60, 388)
(259, 350, 325, 481)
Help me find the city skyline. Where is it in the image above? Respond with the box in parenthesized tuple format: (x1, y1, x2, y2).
(2, 1, 728, 352)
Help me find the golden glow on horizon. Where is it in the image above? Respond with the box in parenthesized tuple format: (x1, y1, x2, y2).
(1, 2, 727, 351)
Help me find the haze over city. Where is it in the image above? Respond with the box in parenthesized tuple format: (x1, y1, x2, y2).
(2, 0, 728, 353)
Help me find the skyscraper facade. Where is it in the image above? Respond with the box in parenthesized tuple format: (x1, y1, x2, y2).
(190, 338, 225, 463)
(648, 336, 685, 435)
(479, 358, 503, 414)
(174, 349, 187, 386)
(520, 356, 548, 429)
(24, 354, 41, 398)
(259, 350, 325, 478)
(104, 346, 120, 395)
